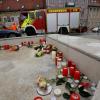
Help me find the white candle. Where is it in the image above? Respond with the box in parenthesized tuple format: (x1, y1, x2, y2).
(52, 51, 56, 60)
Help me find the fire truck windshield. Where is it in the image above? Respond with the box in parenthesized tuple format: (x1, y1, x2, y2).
(29, 12, 35, 19)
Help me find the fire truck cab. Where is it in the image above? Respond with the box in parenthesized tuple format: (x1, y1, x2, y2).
(20, 10, 46, 36)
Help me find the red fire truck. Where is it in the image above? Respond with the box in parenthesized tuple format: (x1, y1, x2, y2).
(0, 7, 80, 35)
(20, 7, 80, 35)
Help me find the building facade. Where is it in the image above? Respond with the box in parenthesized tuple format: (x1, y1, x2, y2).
(88, 0, 100, 29)
(0, 0, 46, 12)
(0, 0, 46, 27)
(75, 0, 89, 27)
(46, 0, 75, 8)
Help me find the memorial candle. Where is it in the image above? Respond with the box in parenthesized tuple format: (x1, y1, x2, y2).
(3, 44, 10, 50)
(28, 41, 30, 45)
(31, 41, 34, 44)
(57, 51, 63, 60)
(46, 47, 50, 54)
(70, 93, 80, 100)
(62, 67, 68, 77)
(74, 70, 80, 80)
(21, 42, 24, 46)
(67, 60, 72, 67)
(40, 38, 46, 45)
(23, 41, 27, 46)
(70, 66, 75, 77)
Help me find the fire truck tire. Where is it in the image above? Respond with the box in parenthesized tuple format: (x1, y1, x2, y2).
(25, 27, 36, 36)
(58, 27, 68, 35)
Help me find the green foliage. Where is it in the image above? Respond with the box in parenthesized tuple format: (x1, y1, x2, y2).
(63, 93, 70, 99)
(78, 86, 92, 97)
(35, 51, 44, 57)
(65, 82, 75, 92)
(56, 78, 66, 86)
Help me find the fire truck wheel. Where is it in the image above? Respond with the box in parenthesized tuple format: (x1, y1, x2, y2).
(25, 27, 36, 36)
(58, 27, 68, 35)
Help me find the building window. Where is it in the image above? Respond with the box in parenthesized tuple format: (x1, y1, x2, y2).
(91, 0, 96, 3)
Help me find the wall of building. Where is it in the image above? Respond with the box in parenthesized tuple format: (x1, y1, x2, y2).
(87, 0, 100, 29)
(0, 0, 46, 12)
(46, 0, 67, 8)
(46, 0, 76, 8)
(75, 0, 89, 27)
(88, 6, 100, 29)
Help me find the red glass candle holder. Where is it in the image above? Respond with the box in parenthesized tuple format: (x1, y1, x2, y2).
(67, 60, 72, 67)
(34, 96, 43, 100)
(46, 48, 51, 54)
(70, 93, 80, 100)
(56, 51, 63, 60)
(23, 41, 27, 46)
(39, 38, 42, 43)
(70, 66, 75, 77)
(80, 82, 91, 88)
(58, 51, 63, 56)
(62, 67, 68, 77)
(28, 41, 30, 45)
(31, 41, 34, 44)
(3, 44, 10, 50)
(43, 48, 47, 53)
(40, 38, 46, 44)
(74, 70, 80, 80)
(56, 51, 63, 56)
(21, 42, 24, 46)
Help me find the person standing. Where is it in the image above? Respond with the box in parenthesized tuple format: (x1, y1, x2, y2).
(11, 23, 17, 31)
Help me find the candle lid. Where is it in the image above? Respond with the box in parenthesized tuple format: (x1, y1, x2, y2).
(54, 88, 62, 96)
(74, 80, 79, 83)
(58, 74, 64, 79)
(83, 76, 88, 80)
